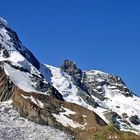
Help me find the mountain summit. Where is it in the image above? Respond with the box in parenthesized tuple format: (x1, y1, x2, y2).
(0, 17, 140, 140)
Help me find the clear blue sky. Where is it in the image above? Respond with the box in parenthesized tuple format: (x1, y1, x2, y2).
(1, 0, 140, 96)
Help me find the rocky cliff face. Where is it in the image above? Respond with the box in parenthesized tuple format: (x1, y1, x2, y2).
(12, 88, 107, 139)
(60, 60, 83, 86)
(0, 62, 15, 101)
(60, 60, 98, 108)
(83, 70, 133, 99)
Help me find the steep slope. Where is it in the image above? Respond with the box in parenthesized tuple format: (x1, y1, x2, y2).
(83, 70, 140, 135)
(46, 60, 140, 135)
(0, 17, 40, 70)
(47, 65, 98, 108)
(0, 17, 63, 100)
(0, 101, 71, 140)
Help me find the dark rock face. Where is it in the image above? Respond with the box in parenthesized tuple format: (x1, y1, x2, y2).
(12, 90, 66, 130)
(6, 27, 40, 70)
(60, 60, 98, 108)
(29, 73, 64, 100)
(61, 60, 89, 95)
(12, 88, 106, 139)
(129, 115, 140, 125)
(82, 70, 133, 101)
(122, 113, 129, 119)
(60, 60, 140, 134)
(60, 60, 82, 86)
(0, 44, 9, 58)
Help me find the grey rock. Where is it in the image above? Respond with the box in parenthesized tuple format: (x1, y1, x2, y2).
(129, 115, 140, 125)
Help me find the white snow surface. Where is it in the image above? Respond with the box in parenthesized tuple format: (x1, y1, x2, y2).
(0, 17, 8, 26)
(21, 95, 44, 108)
(46, 65, 80, 102)
(53, 107, 84, 129)
(4, 63, 39, 93)
(0, 101, 71, 140)
(103, 85, 140, 135)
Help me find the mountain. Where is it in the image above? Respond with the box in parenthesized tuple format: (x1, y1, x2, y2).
(0, 17, 140, 140)
(47, 60, 140, 135)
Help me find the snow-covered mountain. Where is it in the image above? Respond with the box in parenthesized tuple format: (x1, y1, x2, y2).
(0, 17, 63, 100)
(0, 17, 140, 140)
(46, 60, 140, 135)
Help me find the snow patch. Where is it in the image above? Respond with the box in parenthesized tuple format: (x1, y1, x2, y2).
(4, 63, 38, 93)
(53, 107, 84, 129)
(0, 17, 8, 26)
(21, 95, 44, 108)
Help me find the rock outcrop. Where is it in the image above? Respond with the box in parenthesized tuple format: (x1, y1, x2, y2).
(60, 60, 83, 86)
(12, 88, 107, 139)
(82, 70, 133, 100)
(0, 63, 15, 101)
(129, 115, 140, 125)
(60, 60, 98, 108)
